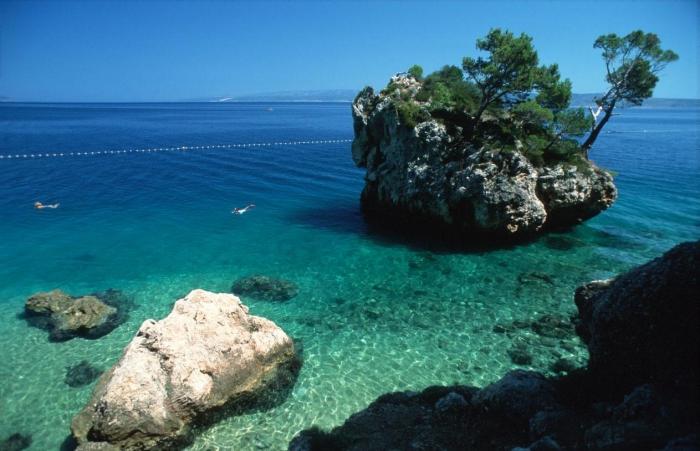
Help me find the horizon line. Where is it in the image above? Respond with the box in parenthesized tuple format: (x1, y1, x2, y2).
(2, 96, 700, 104)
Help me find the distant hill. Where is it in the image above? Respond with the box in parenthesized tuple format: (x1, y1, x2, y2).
(6, 90, 694, 106)
(190, 90, 698, 107)
(571, 93, 700, 108)
(190, 89, 356, 103)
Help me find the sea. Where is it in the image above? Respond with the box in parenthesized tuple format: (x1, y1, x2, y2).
(0, 102, 698, 450)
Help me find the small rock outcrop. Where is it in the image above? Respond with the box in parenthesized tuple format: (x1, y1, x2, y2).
(23, 289, 123, 341)
(232, 275, 299, 301)
(351, 75, 617, 238)
(71, 289, 300, 450)
(290, 241, 699, 450)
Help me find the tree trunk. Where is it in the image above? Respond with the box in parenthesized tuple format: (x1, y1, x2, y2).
(581, 98, 617, 158)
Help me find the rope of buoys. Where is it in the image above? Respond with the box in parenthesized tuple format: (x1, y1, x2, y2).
(0, 138, 353, 160)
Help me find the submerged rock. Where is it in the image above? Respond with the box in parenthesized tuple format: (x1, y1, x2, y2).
(0, 433, 32, 451)
(232, 275, 299, 301)
(351, 75, 616, 239)
(65, 361, 103, 388)
(290, 241, 699, 451)
(493, 314, 575, 340)
(508, 345, 533, 365)
(71, 289, 300, 450)
(23, 289, 122, 341)
(530, 314, 575, 339)
(550, 358, 578, 374)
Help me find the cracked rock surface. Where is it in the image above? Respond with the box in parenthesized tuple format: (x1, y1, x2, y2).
(352, 75, 617, 238)
(71, 289, 299, 450)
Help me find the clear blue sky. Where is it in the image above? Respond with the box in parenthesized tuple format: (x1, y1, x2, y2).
(1, 0, 697, 101)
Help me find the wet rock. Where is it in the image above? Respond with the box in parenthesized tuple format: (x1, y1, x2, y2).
(65, 361, 103, 388)
(513, 435, 561, 451)
(550, 358, 577, 374)
(289, 242, 699, 451)
(528, 410, 580, 445)
(0, 433, 32, 451)
(518, 272, 555, 286)
(23, 289, 122, 341)
(575, 241, 700, 392)
(351, 75, 616, 240)
(72, 289, 300, 450)
(435, 391, 468, 413)
(473, 370, 560, 420)
(530, 314, 574, 339)
(536, 163, 618, 228)
(664, 435, 699, 450)
(231, 275, 299, 301)
(508, 345, 533, 365)
(512, 319, 531, 329)
(492, 324, 510, 334)
(494, 314, 575, 340)
(583, 384, 679, 450)
(290, 385, 479, 451)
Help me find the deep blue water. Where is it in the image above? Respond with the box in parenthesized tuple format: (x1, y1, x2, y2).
(0, 102, 698, 450)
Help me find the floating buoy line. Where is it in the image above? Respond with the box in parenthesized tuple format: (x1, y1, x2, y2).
(0, 138, 353, 161)
(3, 130, 686, 161)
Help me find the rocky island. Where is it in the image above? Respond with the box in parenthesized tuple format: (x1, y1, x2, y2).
(352, 30, 676, 239)
(352, 74, 616, 237)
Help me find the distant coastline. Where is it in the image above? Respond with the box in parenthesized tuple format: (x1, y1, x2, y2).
(569, 93, 700, 109)
(1, 90, 698, 106)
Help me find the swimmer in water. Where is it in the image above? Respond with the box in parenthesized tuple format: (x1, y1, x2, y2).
(232, 204, 255, 215)
(35, 201, 60, 209)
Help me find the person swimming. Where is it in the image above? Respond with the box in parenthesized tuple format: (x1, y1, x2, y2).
(34, 201, 60, 209)
(232, 204, 255, 215)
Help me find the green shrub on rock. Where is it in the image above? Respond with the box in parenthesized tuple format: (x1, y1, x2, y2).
(378, 28, 677, 168)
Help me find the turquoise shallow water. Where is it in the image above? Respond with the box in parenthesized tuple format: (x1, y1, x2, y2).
(0, 103, 698, 450)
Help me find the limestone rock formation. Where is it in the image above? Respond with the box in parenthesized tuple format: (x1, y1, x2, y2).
(23, 289, 121, 341)
(351, 74, 617, 238)
(71, 289, 300, 450)
(290, 241, 699, 450)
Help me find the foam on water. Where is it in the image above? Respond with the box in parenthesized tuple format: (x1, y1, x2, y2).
(0, 103, 697, 450)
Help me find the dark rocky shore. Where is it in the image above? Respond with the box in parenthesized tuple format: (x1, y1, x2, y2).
(351, 75, 617, 239)
(290, 241, 699, 450)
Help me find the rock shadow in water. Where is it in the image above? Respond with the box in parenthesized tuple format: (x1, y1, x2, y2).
(0, 433, 32, 451)
(65, 361, 103, 388)
(187, 348, 303, 445)
(540, 234, 584, 251)
(287, 200, 525, 254)
(231, 275, 299, 302)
